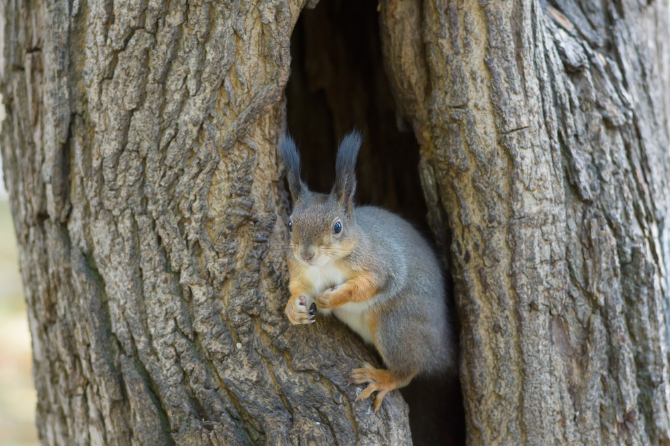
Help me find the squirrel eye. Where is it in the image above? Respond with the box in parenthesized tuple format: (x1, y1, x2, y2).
(288, 221, 292, 232)
(333, 221, 342, 234)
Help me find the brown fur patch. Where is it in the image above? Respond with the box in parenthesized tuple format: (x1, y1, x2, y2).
(320, 234, 357, 259)
(316, 270, 378, 309)
(285, 258, 316, 325)
(287, 258, 311, 296)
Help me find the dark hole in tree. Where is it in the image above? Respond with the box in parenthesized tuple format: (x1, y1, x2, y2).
(286, 0, 465, 444)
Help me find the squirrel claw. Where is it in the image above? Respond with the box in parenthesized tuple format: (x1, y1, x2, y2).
(350, 364, 376, 384)
(350, 364, 404, 413)
(374, 389, 390, 412)
(355, 383, 388, 412)
(285, 295, 314, 325)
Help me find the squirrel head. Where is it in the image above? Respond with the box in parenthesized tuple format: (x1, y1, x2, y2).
(279, 131, 362, 267)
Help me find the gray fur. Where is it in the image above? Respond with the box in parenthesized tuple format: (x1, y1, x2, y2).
(290, 194, 351, 251)
(281, 130, 453, 380)
(351, 207, 453, 377)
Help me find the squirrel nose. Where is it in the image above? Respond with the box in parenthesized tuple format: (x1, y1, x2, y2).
(301, 248, 316, 261)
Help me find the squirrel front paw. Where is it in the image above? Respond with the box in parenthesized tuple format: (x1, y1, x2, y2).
(316, 285, 343, 309)
(285, 295, 316, 325)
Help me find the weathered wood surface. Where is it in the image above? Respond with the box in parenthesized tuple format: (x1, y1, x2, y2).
(380, 0, 670, 444)
(0, 0, 414, 444)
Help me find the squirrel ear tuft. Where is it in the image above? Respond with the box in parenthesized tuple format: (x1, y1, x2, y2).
(332, 130, 362, 212)
(279, 133, 306, 200)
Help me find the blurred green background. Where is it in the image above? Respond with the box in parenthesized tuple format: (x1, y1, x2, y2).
(0, 125, 38, 445)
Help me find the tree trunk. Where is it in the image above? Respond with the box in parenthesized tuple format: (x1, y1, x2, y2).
(380, 0, 670, 444)
(3, 0, 670, 443)
(0, 0, 414, 444)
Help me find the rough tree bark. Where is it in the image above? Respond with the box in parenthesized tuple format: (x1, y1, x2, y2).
(3, 0, 670, 443)
(0, 0, 414, 444)
(380, 0, 670, 444)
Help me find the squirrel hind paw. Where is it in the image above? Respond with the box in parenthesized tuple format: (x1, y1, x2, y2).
(350, 365, 409, 412)
(349, 363, 377, 384)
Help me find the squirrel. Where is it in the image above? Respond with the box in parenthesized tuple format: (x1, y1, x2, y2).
(279, 130, 453, 412)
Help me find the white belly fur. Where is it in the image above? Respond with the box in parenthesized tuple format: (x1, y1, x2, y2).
(303, 263, 347, 296)
(303, 263, 376, 345)
(333, 304, 375, 344)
